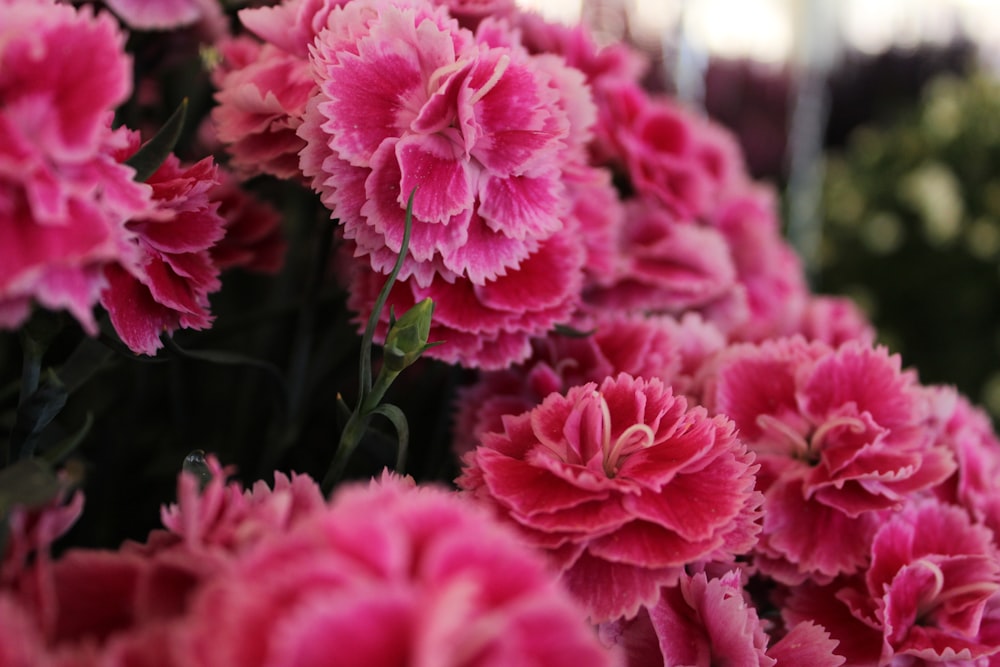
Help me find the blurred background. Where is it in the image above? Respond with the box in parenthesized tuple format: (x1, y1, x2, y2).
(519, 0, 1000, 422)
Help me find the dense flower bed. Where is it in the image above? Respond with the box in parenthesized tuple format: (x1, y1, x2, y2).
(2, 0, 1000, 666)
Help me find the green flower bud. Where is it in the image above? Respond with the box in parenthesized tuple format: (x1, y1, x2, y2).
(383, 298, 435, 372)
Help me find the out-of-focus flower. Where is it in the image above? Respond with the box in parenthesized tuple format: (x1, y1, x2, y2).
(600, 570, 846, 667)
(701, 337, 957, 583)
(181, 472, 618, 667)
(784, 500, 1000, 666)
(0, 0, 151, 333)
(458, 373, 761, 622)
(209, 171, 287, 274)
(103, 0, 227, 36)
(100, 140, 226, 356)
(796, 295, 877, 347)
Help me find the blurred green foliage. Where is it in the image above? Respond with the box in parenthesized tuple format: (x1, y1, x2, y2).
(819, 72, 1000, 420)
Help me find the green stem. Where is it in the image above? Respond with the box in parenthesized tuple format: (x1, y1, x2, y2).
(322, 409, 371, 493)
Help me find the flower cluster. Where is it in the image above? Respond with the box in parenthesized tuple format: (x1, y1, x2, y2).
(4, 1, 1000, 667)
(0, 463, 616, 667)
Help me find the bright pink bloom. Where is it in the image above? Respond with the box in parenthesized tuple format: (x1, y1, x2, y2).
(299, 0, 588, 287)
(2, 491, 84, 587)
(701, 337, 957, 582)
(156, 455, 326, 556)
(785, 501, 1000, 666)
(451, 311, 725, 454)
(0, 0, 152, 333)
(343, 224, 586, 369)
(600, 571, 846, 667)
(458, 373, 761, 622)
(932, 392, 1000, 544)
(100, 141, 226, 355)
(181, 473, 617, 667)
(209, 171, 287, 274)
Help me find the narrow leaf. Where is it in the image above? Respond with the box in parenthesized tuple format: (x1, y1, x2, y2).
(371, 403, 410, 473)
(0, 458, 60, 516)
(126, 99, 188, 182)
(11, 372, 68, 460)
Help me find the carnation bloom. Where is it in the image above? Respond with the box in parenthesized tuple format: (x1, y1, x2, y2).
(701, 337, 957, 582)
(211, 36, 317, 180)
(458, 373, 761, 622)
(100, 143, 226, 356)
(600, 571, 846, 667)
(796, 295, 877, 347)
(784, 501, 1000, 666)
(103, 0, 225, 34)
(451, 311, 725, 454)
(0, 0, 151, 332)
(181, 473, 617, 667)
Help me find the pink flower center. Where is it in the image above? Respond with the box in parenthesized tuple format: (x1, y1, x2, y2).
(755, 413, 866, 464)
(911, 558, 1000, 623)
(595, 392, 656, 478)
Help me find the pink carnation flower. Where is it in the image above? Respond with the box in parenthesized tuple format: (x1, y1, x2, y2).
(451, 311, 725, 454)
(100, 142, 226, 355)
(932, 392, 1000, 544)
(784, 501, 1000, 666)
(181, 473, 617, 667)
(211, 35, 317, 180)
(103, 0, 226, 35)
(458, 373, 761, 622)
(299, 0, 587, 287)
(796, 295, 877, 347)
(0, 0, 152, 333)
(600, 571, 846, 667)
(701, 337, 957, 582)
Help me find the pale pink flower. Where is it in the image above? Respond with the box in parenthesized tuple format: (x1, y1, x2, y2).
(181, 473, 617, 667)
(0, 0, 152, 333)
(600, 571, 846, 667)
(451, 311, 725, 454)
(103, 0, 226, 36)
(211, 36, 317, 180)
(458, 373, 761, 622)
(100, 140, 226, 355)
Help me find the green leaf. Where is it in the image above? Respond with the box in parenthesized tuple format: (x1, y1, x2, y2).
(370, 403, 409, 473)
(41, 412, 94, 466)
(125, 99, 188, 182)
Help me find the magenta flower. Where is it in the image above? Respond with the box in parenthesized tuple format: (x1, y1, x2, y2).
(702, 337, 957, 582)
(0, 0, 152, 333)
(931, 391, 1000, 544)
(784, 501, 1000, 666)
(100, 143, 227, 355)
(600, 570, 846, 667)
(451, 310, 725, 454)
(299, 0, 588, 287)
(458, 373, 761, 622)
(181, 473, 617, 667)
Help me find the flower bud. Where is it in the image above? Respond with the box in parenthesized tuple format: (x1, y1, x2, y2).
(383, 298, 434, 372)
